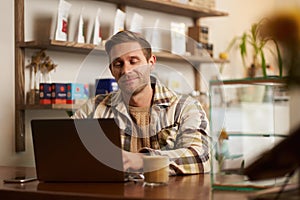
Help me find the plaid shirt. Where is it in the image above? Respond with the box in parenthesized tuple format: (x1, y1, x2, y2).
(72, 78, 210, 175)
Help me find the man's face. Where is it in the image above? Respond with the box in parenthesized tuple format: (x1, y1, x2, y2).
(109, 42, 155, 95)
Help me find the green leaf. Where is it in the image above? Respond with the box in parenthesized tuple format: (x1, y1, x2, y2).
(225, 36, 239, 52)
(240, 33, 248, 68)
(251, 23, 258, 44)
(260, 50, 267, 77)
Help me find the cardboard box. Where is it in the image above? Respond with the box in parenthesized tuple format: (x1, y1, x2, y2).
(95, 79, 118, 95)
(66, 83, 89, 104)
(51, 83, 67, 104)
(39, 83, 52, 104)
(188, 26, 209, 44)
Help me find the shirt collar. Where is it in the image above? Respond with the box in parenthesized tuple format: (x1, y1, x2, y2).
(151, 76, 178, 107)
(104, 76, 178, 108)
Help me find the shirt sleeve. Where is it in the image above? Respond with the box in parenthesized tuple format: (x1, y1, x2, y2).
(71, 98, 95, 119)
(71, 94, 109, 119)
(139, 97, 210, 175)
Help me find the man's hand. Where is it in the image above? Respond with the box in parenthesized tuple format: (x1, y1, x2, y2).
(122, 150, 144, 172)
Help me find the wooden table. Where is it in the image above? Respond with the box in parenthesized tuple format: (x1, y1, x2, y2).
(0, 166, 252, 200)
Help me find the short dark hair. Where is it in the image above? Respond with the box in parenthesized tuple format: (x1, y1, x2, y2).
(105, 30, 152, 61)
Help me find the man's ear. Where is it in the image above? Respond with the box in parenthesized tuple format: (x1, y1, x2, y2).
(149, 55, 156, 71)
(109, 64, 115, 77)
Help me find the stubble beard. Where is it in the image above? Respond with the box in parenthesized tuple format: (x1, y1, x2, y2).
(120, 78, 149, 100)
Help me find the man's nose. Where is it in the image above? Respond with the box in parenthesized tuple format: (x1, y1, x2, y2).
(121, 62, 132, 75)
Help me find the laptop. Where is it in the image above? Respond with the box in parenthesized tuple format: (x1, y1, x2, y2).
(31, 118, 127, 182)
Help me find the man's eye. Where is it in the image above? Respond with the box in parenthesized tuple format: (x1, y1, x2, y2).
(130, 59, 139, 65)
(113, 62, 122, 67)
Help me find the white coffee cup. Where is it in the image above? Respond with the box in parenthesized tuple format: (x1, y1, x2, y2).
(143, 155, 169, 186)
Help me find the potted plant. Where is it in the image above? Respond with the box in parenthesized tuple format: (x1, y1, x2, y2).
(219, 19, 283, 78)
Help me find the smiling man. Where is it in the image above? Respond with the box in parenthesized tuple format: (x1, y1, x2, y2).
(72, 30, 210, 175)
(109, 39, 155, 107)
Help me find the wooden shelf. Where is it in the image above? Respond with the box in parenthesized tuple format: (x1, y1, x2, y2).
(102, 0, 228, 19)
(18, 40, 229, 65)
(210, 77, 287, 86)
(17, 40, 102, 54)
(17, 104, 82, 111)
(155, 51, 229, 65)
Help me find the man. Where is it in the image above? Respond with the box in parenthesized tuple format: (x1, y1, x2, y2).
(72, 30, 210, 175)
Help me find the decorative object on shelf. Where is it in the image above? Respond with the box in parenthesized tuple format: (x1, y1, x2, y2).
(76, 8, 85, 44)
(40, 57, 57, 84)
(147, 19, 162, 52)
(187, 26, 213, 57)
(188, 26, 209, 45)
(51, 83, 67, 104)
(39, 83, 52, 104)
(129, 13, 144, 34)
(92, 8, 102, 45)
(113, 9, 126, 35)
(55, 0, 72, 41)
(66, 83, 89, 104)
(26, 50, 57, 104)
(95, 78, 118, 95)
(259, 8, 300, 86)
(171, 22, 186, 55)
(40, 82, 89, 105)
(219, 19, 283, 78)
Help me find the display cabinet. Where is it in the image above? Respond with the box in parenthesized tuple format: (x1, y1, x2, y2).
(209, 77, 290, 190)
